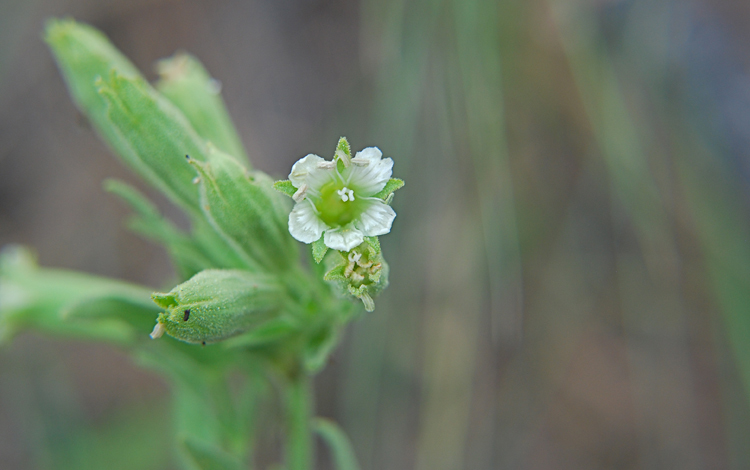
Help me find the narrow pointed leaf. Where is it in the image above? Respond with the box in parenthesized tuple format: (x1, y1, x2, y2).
(97, 70, 209, 212)
(156, 53, 250, 167)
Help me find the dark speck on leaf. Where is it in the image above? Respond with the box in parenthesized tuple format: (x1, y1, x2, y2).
(202, 341, 206, 346)
(183, 309, 190, 321)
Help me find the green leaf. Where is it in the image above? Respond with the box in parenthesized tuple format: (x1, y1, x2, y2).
(105, 179, 215, 279)
(304, 323, 341, 373)
(97, 70, 210, 213)
(151, 269, 283, 344)
(372, 178, 404, 200)
(156, 52, 250, 167)
(222, 316, 298, 349)
(45, 19, 140, 144)
(312, 235, 328, 264)
(313, 418, 361, 470)
(181, 436, 246, 470)
(0, 245, 149, 345)
(191, 144, 297, 271)
(274, 179, 298, 198)
(46, 19, 207, 214)
(61, 295, 160, 335)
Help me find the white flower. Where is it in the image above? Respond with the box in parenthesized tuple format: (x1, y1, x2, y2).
(287, 147, 396, 251)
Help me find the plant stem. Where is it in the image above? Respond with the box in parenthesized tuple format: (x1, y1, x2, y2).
(286, 371, 313, 470)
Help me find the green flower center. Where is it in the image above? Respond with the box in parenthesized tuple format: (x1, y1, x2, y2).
(315, 181, 366, 227)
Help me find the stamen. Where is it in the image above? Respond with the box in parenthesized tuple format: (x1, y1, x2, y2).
(292, 184, 308, 202)
(348, 251, 362, 263)
(345, 261, 355, 278)
(150, 322, 166, 339)
(336, 187, 355, 202)
(317, 161, 336, 170)
(350, 271, 365, 283)
(351, 157, 370, 166)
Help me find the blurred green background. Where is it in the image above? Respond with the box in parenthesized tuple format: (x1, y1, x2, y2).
(2, 0, 750, 468)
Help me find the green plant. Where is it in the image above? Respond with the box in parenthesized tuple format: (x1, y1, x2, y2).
(0, 18, 404, 470)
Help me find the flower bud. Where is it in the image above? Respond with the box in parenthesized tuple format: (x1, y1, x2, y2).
(190, 144, 297, 271)
(151, 269, 283, 344)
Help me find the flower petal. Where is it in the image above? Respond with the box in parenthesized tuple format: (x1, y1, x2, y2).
(324, 225, 364, 251)
(288, 200, 328, 243)
(346, 147, 393, 196)
(289, 154, 324, 188)
(355, 200, 396, 236)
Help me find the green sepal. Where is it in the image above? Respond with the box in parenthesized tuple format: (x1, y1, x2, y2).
(336, 136, 352, 158)
(373, 178, 404, 200)
(312, 235, 328, 264)
(191, 144, 296, 271)
(151, 269, 283, 344)
(323, 251, 347, 282)
(363, 236, 381, 256)
(273, 179, 298, 198)
(156, 52, 250, 167)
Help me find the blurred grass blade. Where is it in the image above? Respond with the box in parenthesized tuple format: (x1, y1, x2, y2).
(313, 418, 361, 470)
(181, 436, 246, 470)
(157, 53, 250, 167)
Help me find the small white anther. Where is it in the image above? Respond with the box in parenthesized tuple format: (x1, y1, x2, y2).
(317, 161, 336, 170)
(292, 184, 309, 203)
(350, 271, 365, 283)
(351, 157, 370, 166)
(370, 263, 382, 274)
(348, 251, 362, 263)
(150, 322, 166, 339)
(337, 187, 355, 202)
